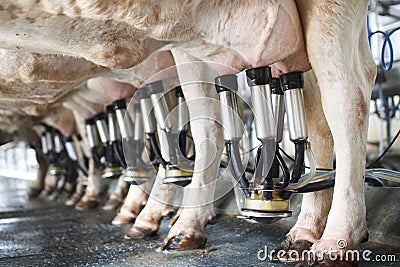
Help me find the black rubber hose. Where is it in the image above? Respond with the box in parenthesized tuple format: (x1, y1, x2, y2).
(104, 143, 114, 165)
(65, 158, 79, 184)
(245, 164, 255, 174)
(179, 130, 187, 157)
(77, 162, 88, 177)
(131, 139, 145, 168)
(112, 141, 127, 169)
(263, 154, 279, 200)
(165, 132, 178, 166)
(91, 147, 105, 170)
(148, 132, 168, 168)
(226, 142, 250, 197)
(276, 148, 290, 188)
(280, 141, 305, 200)
(47, 150, 57, 165)
(284, 174, 383, 195)
(291, 142, 305, 184)
(219, 160, 255, 174)
(148, 139, 155, 162)
(253, 140, 275, 199)
(365, 176, 385, 187)
(295, 179, 335, 193)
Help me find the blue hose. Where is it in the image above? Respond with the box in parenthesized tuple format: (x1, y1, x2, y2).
(367, 14, 400, 71)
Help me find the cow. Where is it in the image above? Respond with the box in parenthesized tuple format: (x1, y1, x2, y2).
(0, 1, 376, 265)
(0, 111, 48, 198)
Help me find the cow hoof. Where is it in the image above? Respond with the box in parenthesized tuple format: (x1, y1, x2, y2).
(75, 199, 99, 211)
(158, 231, 207, 251)
(28, 188, 42, 198)
(271, 239, 313, 263)
(48, 190, 61, 201)
(40, 189, 53, 198)
(124, 226, 157, 239)
(102, 195, 123, 211)
(112, 209, 137, 225)
(65, 192, 83, 206)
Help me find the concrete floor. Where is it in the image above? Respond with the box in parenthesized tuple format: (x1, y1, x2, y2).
(0, 176, 399, 267)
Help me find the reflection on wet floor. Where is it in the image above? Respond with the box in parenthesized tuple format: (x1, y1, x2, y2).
(0, 176, 399, 266)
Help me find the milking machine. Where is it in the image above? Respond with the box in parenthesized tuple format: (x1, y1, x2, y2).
(40, 126, 79, 199)
(103, 104, 124, 179)
(88, 108, 121, 179)
(85, 116, 104, 172)
(40, 124, 66, 177)
(136, 81, 194, 186)
(113, 98, 153, 185)
(64, 136, 89, 178)
(216, 67, 333, 224)
(50, 130, 67, 176)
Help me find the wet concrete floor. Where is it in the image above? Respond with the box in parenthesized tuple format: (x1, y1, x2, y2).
(0, 176, 399, 266)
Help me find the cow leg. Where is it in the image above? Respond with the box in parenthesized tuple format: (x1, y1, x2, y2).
(102, 176, 129, 211)
(296, 0, 376, 257)
(112, 183, 150, 225)
(71, 110, 105, 211)
(277, 71, 334, 255)
(28, 145, 49, 198)
(65, 172, 86, 206)
(125, 167, 175, 238)
(158, 48, 223, 251)
(75, 158, 103, 211)
(40, 172, 59, 198)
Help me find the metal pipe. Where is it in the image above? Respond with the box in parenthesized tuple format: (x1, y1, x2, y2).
(137, 87, 157, 134)
(45, 130, 54, 152)
(147, 80, 172, 132)
(76, 134, 90, 159)
(133, 103, 144, 141)
(65, 137, 78, 161)
(107, 105, 121, 143)
(95, 113, 109, 144)
(41, 133, 48, 155)
(136, 86, 167, 167)
(280, 72, 308, 142)
(85, 117, 104, 170)
(85, 118, 99, 149)
(246, 67, 276, 188)
(271, 78, 285, 143)
(54, 132, 63, 154)
(176, 86, 189, 132)
(246, 67, 276, 142)
(279, 72, 308, 200)
(215, 74, 243, 141)
(215, 74, 250, 197)
(113, 99, 133, 139)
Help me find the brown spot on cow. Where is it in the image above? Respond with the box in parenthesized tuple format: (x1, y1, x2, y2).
(153, 4, 161, 22)
(74, 6, 81, 15)
(25, 17, 35, 23)
(355, 87, 368, 123)
(7, 4, 22, 19)
(39, 11, 52, 19)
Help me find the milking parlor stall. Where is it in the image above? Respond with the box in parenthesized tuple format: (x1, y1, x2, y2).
(0, 1, 400, 266)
